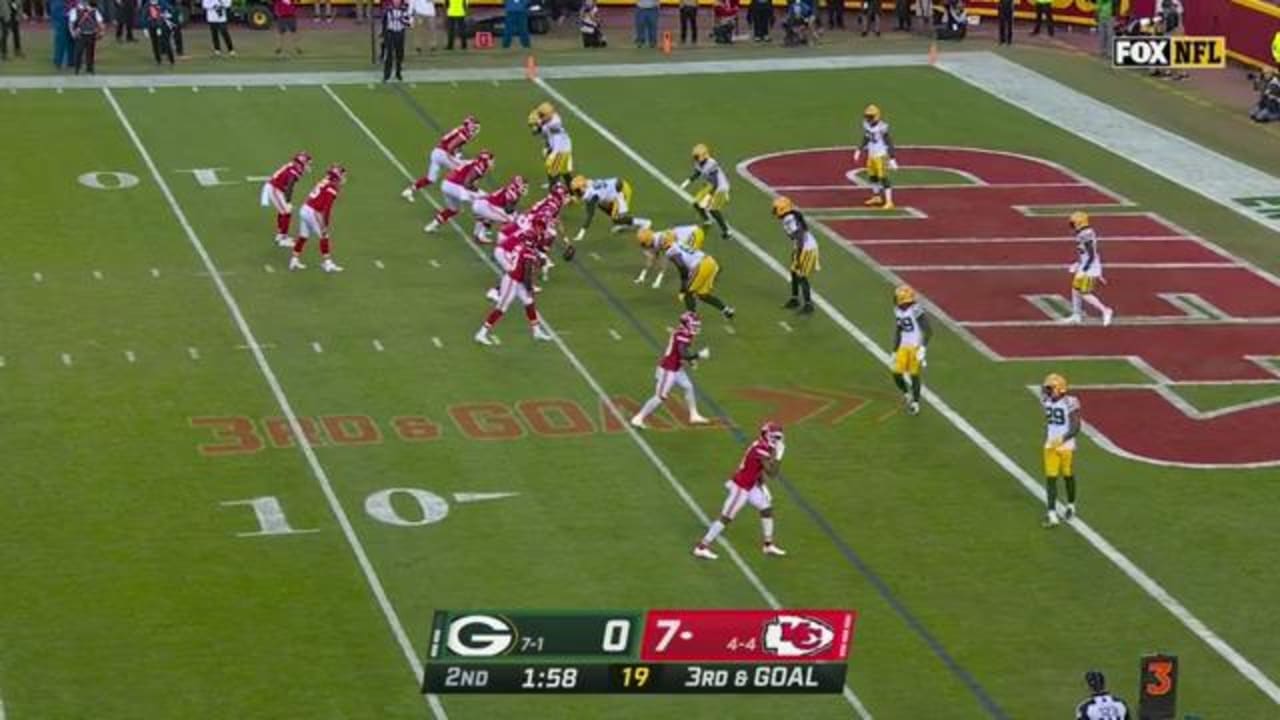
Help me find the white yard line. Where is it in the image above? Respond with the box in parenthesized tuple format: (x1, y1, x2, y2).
(538, 77, 1280, 707)
(103, 87, 448, 720)
(320, 83, 858, 715)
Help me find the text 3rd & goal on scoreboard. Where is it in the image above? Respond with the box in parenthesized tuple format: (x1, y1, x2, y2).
(422, 609, 857, 694)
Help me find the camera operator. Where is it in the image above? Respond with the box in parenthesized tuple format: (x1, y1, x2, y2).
(1250, 70, 1280, 123)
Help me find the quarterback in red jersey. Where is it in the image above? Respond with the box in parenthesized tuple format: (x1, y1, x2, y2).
(401, 116, 478, 200)
(630, 312, 711, 428)
(471, 175, 527, 244)
(290, 165, 346, 273)
(475, 227, 554, 345)
(424, 150, 494, 234)
(260, 152, 311, 247)
(486, 214, 539, 302)
(693, 421, 788, 560)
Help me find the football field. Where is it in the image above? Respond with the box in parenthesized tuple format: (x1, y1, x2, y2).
(3, 54, 1280, 719)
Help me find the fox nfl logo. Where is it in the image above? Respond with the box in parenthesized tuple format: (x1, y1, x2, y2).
(1113, 37, 1227, 69)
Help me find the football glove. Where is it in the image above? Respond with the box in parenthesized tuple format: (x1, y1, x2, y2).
(888, 158, 899, 170)
(697, 347, 711, 360)
(853, 149, 862, 163)
(1068, 263, 1080, 275)
(562, 244, 576, 262)
(916, 346, 927, 366)
(774, 440, 786, 461)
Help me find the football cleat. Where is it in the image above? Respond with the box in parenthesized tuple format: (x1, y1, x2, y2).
(423, 220, 440, 234)
(322, 259, 343, 273)
(882, 201, 896, 210)
(485, 287, 500, 303)
(1057, 314, 1082, 324)
(799, 303, 815, 314)
(907, 401, 920, 416)
(1102, 307, 1114, 327)
(288, 256, 306, 271)
(864, 195, 884, 206)
(762, 542, 787, 556)
(782, 297, 801, 309)
(722, 306, 736, 320)
(532, 325, 554, 342)
(275, 234, 294, 248)
(1041, 512, 1060, 528)
(474, 328, 494, 346)
(689, 411, 710, 425)
(629, 414, 647, 429)
(1064, 503, 1077, 520)
(692, 545, 719, 560)
(400, 186, 415, 202)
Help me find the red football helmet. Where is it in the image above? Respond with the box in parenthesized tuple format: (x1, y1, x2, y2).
(476, 150, 494, 167)
(326, 164, 347, 183)
(509, 175, 528, 198)
(760, 421, 784, 447)
(463, 115, 480, 136)
(293, 152, 312, 171)
(551, 183, 569, 200)
(679, 311, 702, 335)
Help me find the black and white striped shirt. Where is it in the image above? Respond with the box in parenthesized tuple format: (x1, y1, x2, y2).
(383, 6, 411, 32)
(1076, 692, 1129, 720)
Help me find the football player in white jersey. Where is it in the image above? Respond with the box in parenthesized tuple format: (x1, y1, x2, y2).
(568, 175, 652, 241)
(1062, 211, 1115, 326)
(680, 144, 731, 240)
(635, 224, 705, 289)
(853, 104, 898, 209)
(890, 285, 931, 415)
(1075, 670, 1129, 720)
(1041, 372, 1082, 527)
(528, 102, 574, 190)
(773, 196, 819, 314)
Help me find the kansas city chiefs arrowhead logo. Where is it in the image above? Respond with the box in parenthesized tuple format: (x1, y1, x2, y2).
(761, 615, 836, 657)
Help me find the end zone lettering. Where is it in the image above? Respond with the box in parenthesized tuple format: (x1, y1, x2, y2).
(1113, 37, 1226, 68)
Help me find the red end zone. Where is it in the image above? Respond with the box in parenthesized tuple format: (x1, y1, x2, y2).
(741, 146, 1280, 468)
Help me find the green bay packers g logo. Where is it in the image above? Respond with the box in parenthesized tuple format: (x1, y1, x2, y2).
(446, 614, 516, 657)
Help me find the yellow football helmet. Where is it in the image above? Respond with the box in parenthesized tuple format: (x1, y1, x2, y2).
(536, 102, 555, 120)
(570, 175, 588, 196)
(894, 285, 916, 306)
(772, 196, 794, 218)
(526, 109, 541, 128)
(692, 143, 710, 162)
(864, 104, 882, 123)
(1069, 211, 1090, 230)
(1043, 373, 1068, 398)
(636, 227, 656, 248)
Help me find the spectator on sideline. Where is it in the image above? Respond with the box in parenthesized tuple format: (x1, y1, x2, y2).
(678, 0, 697, 43)
(996, 0, 1011, 43)
(934, 0, 964, 39)
(143, 0, 173, 63)
(69, 0, 102, 73)
(50, 0, 73, 68)
(444, 0, 466, 49)
(1095, 0, 1112, 56)
(354, 0, 370, 22)
(24, 0, 45, 21)
(822, 0, 843, 30)
(382, 0, 409, 79)
(163, 0, 183, 57)
(1030, 0, 1051, 35)
(410, 0, 436, 52)
(1, 0, 21, 59)
(313, 0, 331, 22)
(914, 0, 929, 34)
(502, 0, 530, 48)
(274, 0, 300, 54)
(746, 0, 768, 41)
(894, 0, 910, 31)
(634, 0, 657, 48)
(202, 0, 232, 55)
(580, 0, 605, 45)
(860, 0, 879, 36)
(115, 0, 135, 41)
(1250, 70, 1280, 123)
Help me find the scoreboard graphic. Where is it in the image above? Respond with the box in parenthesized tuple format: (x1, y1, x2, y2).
(423, 609, 857, 694)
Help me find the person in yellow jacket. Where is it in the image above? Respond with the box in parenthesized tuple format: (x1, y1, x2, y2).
(445, 0, 467, 49)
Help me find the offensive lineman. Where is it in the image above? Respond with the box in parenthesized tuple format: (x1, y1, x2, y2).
(630, 310, 711, 428)
(772, 196, 819, 314)
(401, 115, 479, 200)
(680, 143, 731, 240)
(854, 104, 898, 209)
(423, 150, 495, 234)
(693, 421, 788, 559)
(890, 285, 930, 415)
(1041, 372, 1081, 528)
(1063, 211, 1114, 326)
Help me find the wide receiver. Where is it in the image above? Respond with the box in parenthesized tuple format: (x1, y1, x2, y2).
(1062, 211, 1114, 326)
(854, 104, 897, 209)
(423, 150, 495, 234)
(470, 175, 528, 245)
(773, 196, 819, 314)
(889, 285, 931, 415)
(401, 115, 479, 200)
(569, 175, 652, 242)
(693, 421, 788, 560)
(630, 310, 712, 429)
(260, 152, 312, 248)
(635, 224, 705, 289)
(475, 219, 555, 345)
(680, 143, 731, 240)
(290, 165, 347, 273)
(1041, 373, 1082, 528)
(528, 102, 574, 190)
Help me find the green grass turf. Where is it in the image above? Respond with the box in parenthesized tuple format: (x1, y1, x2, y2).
(2, 65, 1278, 719)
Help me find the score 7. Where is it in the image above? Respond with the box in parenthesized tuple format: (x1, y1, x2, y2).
(653, 619, 682, 653)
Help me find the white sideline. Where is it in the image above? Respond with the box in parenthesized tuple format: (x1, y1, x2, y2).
(534, 78, 1280, 707)
(321, 84, 874, 720)
(102, 88, 449, 720)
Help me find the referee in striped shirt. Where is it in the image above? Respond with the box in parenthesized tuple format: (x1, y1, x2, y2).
(382, 0, 411, 81)
(1076, 670, 1129, 719)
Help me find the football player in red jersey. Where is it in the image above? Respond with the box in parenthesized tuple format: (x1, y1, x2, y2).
(693, 421, 788, 560)
(485, 214, 540, 303)
(470, 175, 527, 245)
(475, 223, 554, 345)
(630, 311, 711, 428)
(424, 150, 494, 234)
(290, 165, 346, 273)
(260, 152, 311, 247)
(401, 115, 478, 200)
